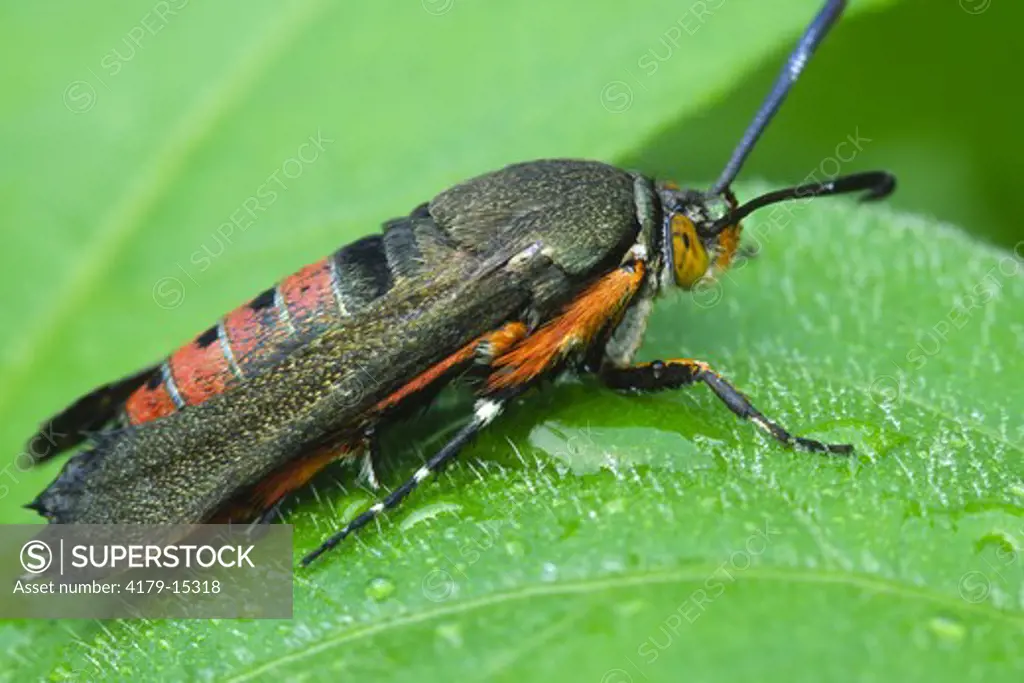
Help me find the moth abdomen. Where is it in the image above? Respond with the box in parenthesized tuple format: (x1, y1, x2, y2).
(123, 213, 457, 427)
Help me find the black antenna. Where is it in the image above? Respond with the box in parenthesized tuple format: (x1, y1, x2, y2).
(710, 0, 846, 195)
(707, 171, 896, 235)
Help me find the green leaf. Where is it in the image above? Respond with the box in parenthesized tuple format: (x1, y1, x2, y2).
(23, 1, 1024, 681)
(11, 197, 1024, 683)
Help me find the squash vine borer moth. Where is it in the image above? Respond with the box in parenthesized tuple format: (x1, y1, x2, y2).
(25, 0, 894, 565)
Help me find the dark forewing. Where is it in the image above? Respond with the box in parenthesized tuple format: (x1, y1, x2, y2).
(30, 159, 646, 526)
(26, 366, 159, 463)
(32, 234, 546, 524)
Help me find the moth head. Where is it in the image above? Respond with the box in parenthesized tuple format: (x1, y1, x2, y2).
(655, 174, 895, 292)
(656, 183, 742, 290)
(646, 0, 895, 291)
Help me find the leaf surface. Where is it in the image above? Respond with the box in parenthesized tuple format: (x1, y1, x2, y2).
(13, 2, 1024, 682)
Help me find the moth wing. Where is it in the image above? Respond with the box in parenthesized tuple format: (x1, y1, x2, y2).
(31, 243, 547, 525)
(25, 366, 159, 463)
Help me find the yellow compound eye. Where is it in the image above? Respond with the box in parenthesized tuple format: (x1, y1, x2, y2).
(670, 214, 709, 288)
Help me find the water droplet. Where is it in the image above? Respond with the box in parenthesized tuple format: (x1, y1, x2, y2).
(903, 499, 924, 520)
(601, 557, 626, 573)
(528, 417, 715, 475)
(540, 562, 559, 582)
(436, 622, 464, 648)
(859, 549, 882, 574)
(559, 518, 580, 541)
(366, 576, 396, 602)
(615, 599, 646, 618)
(400, 502, 463, 532)
(974, 529, 1019, 556)
(505, 540, 525, 558)
(927, 616, 966, 645)
(603, 497, 627, 515)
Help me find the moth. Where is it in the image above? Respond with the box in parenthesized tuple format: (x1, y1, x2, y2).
(25, 0, 893, 565)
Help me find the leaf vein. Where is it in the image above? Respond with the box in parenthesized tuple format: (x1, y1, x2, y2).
(224, 566, 1024, 682)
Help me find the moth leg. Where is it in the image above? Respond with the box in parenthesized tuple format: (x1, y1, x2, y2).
(356, 427, 382, 491)
(253, 497, 287, 526)
(211, 441, 359, 524)
(301, 395, 516, 566)
(373, 321, 529, 414)
(302, 262, 647, 565)
(486, 259, 647, 392)
(601, 359, 852, 454)
(345, 321, 530, 498)
(302, 322, 530, 564)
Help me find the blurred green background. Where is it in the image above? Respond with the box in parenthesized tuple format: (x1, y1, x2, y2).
(629, 0, 1021, 249)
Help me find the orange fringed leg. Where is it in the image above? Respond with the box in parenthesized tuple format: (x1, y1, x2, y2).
(224, 322, 532, 528)
(301, 260, 648, 565)
(373, 321, 529, 413)
(212, 441, 359, 524)
(486, 259, 646, 393)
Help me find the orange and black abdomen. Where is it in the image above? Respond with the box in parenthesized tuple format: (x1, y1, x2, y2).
(125, 232, 400, 426)
(24, 206, 449, 462)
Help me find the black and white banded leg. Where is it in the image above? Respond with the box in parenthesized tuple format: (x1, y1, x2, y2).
(301, 397, 510, 566)
(252, 497, 288, 526)
(602, 359, 852, 454)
